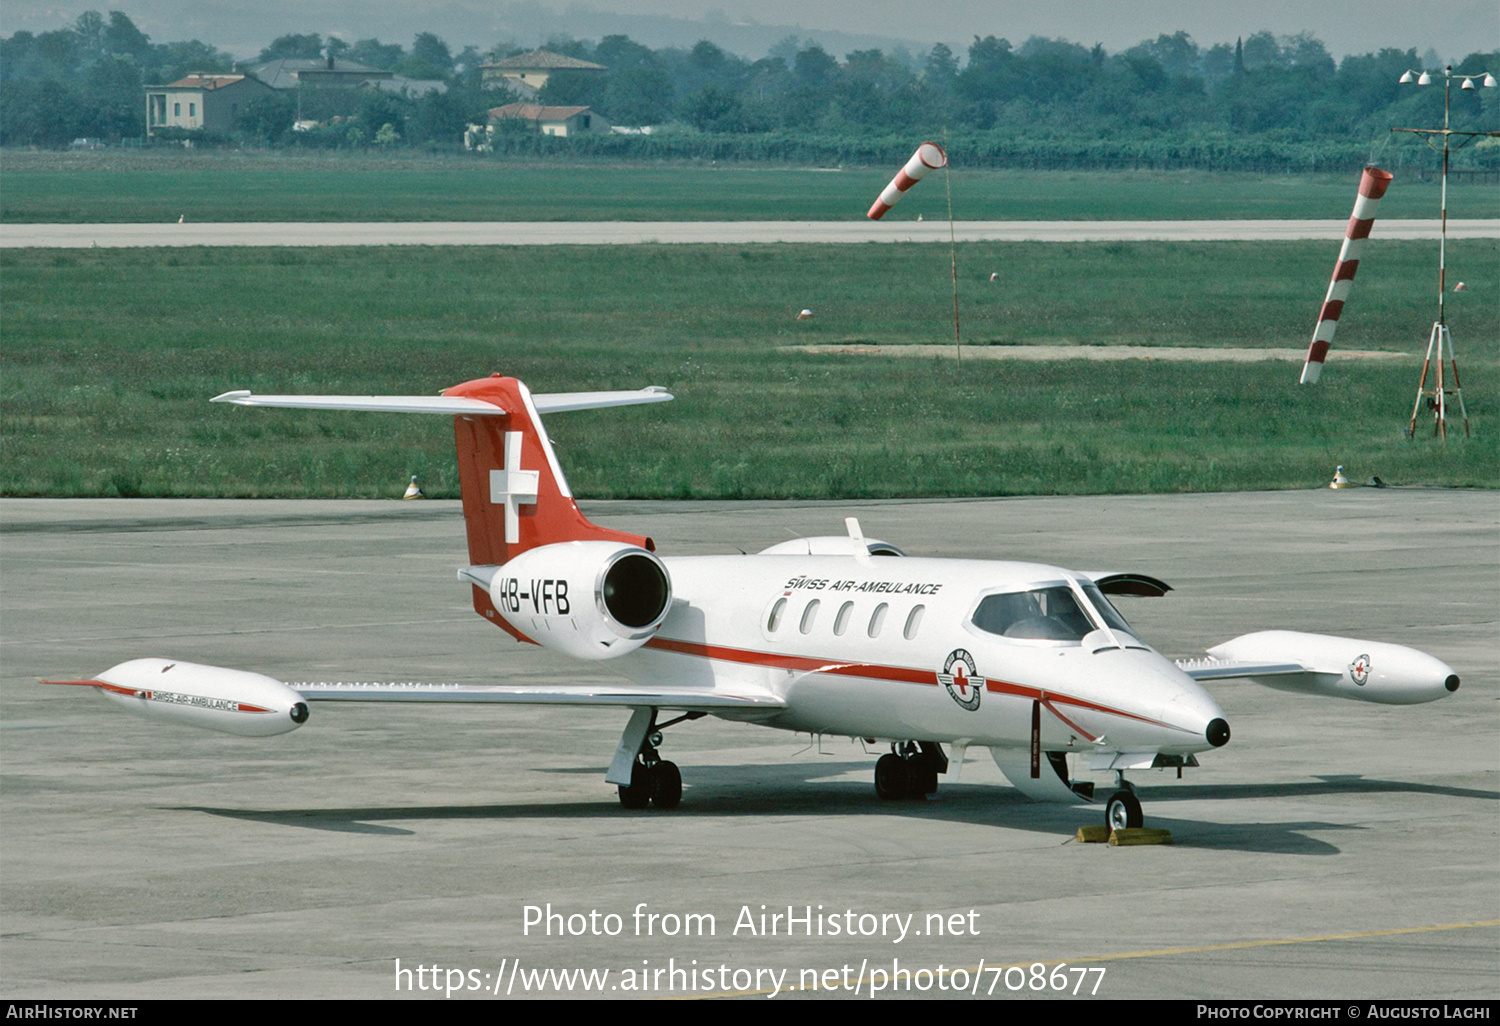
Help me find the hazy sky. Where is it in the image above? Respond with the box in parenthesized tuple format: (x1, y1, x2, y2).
(4, 0, 1496, 62)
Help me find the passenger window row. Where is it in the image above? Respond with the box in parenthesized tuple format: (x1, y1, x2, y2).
(768, 598, 925, 641)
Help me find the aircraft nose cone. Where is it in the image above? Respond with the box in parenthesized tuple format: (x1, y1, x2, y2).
(1206, 718, 1231, 747)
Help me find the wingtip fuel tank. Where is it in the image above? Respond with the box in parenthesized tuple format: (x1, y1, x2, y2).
(45, 658, 308, 736)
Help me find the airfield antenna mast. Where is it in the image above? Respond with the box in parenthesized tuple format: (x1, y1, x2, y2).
(1391, 65, 1497, 439)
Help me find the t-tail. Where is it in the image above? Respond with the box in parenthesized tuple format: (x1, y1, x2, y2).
(210, 375, 675, 651)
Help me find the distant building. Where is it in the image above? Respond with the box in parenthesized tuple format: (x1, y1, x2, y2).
(479, 49, 606, 92)
(487, 103, 611, 137)
(246, 57, 393, 90)
(145, 74, 276, 136)
(362, 75, 447, 98)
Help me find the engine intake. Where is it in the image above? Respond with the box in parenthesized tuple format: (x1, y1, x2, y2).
(490, 541, 672, 660)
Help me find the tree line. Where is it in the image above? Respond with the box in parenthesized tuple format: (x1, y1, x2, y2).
(2, 11, 1495, 173)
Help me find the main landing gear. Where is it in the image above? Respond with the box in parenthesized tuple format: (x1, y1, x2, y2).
(1103, 773, 1144, 830)
(616, 710, 702, 811)
(874, 741, 946, 801)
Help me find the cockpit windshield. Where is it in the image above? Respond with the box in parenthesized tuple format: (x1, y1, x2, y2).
(1080, 583, 1136, 637)
(970, 586, 1095, 642)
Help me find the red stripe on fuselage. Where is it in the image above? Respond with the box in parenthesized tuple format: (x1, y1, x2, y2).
(641, 636, 1180, 731)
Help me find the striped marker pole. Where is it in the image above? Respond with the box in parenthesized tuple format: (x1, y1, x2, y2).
(1299, 167, 1394, 384)
(866, 142, 946, 220)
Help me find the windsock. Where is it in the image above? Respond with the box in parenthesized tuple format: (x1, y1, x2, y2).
(866, 142, 946, 220)
(1299, 167, 1393, 384)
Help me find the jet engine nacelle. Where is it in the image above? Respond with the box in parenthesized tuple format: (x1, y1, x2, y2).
(1209, 630, 1460, 705)
(71, 658, 309, 736)
(490, 541, 672, 660)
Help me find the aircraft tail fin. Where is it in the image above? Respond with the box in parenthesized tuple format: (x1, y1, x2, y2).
(211, 376, 672, 568)
(441, 375, 662, 566)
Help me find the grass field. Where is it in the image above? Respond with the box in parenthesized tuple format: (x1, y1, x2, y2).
(3, 151, 1497, 223)
(2, 241, 1495, 499)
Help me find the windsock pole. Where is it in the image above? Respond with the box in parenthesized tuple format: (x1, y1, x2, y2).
(942, 130, 961, 364)
(867, 142, 946, 220)
(1299, 166, 1393, 385)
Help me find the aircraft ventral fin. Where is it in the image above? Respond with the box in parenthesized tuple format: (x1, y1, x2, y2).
(209, 387, 672, 416)
(290, 681, 782, 711)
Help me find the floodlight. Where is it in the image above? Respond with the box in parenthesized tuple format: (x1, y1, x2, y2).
(1461, 77, 1475, 90)
(1485, 74, 1498, 87)
(1399, 70, 1414, 83)
(1417, 71, 1432, 85)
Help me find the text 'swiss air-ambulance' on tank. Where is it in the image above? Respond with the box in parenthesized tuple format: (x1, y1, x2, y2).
(47, 376, 1461, 829)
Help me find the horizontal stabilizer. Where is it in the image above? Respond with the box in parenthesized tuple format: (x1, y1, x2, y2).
(210, 387, 671, 416)
(210, 391, 506, 415)
(291, 680, 781, 711)
(532, 388, 673, 413)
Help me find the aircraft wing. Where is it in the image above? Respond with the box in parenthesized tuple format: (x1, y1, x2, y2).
(292, 680, 783, 712)
(1175, 659, 1311, 682)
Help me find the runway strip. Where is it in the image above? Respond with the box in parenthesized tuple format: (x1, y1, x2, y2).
(791, 344, 1412, 363)
(4, 218, 1498, 248)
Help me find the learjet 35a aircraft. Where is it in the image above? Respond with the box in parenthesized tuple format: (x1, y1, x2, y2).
(47, 375, 1462, 829)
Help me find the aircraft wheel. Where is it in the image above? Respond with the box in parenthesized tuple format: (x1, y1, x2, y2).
(1104, 789, 1143, 831)
(874, 754, 909, 800)
(651, 760, 682, 810)
(914, 765, 939, 798)
(618, 762, 652, 810)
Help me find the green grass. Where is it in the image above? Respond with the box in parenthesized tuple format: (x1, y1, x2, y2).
(3, 151, 1496, 222)
(2, 241, 1495, 499)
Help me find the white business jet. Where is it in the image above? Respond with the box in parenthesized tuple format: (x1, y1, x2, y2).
(47, 375, 1461, 830)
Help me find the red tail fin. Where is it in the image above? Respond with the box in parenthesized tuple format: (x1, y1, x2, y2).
(443, 375, 654, 567)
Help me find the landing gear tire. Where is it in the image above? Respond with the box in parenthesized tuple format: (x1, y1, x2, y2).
(651, 761, 682, 810)
(1104, 789, 1143, 831)
(618, 762, 652, 810)
(874, 753, 909, 800)
(914, 765, 939, 798)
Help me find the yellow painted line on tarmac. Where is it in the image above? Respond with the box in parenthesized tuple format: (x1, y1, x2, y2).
(676, 918, 1500, 1000)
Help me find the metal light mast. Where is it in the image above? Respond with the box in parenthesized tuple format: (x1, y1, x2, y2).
(1391, 65, 1498, 439)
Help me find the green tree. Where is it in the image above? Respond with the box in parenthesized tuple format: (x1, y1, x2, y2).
(923, 43, 957, 89)
(235, 92, 295, 143)
(258, 33, 323, 62)
(349, 38, 405, 69)
(680, 83, 743, 131)
(375, 121, 398, 146)
(103, 11, 150, 60)
(403, 31, 452, 78)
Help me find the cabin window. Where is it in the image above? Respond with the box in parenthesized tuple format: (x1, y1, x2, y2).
(971, 586, 1093, 642)
(799, 599, 820, 634)
(833, 601, 853, 636)
(867, 602, 888, 638)
(904, 605, 925, 640)
(767, 597, 787, 632)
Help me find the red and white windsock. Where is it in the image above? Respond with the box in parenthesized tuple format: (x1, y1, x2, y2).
(866, 142, 946, 220)
(1299, 167, 1394, 384)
